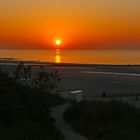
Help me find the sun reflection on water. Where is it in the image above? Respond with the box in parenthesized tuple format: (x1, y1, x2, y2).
(55, 49, 61, 63)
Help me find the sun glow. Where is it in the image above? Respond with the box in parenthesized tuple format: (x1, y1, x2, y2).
(55, 40, 61, 45)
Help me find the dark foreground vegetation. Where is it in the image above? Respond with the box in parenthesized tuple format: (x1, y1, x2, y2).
(64, 100, 140, 140)
(0, 63, 65, 140)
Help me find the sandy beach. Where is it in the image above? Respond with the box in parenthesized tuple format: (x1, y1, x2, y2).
(1, 61, 140, 99)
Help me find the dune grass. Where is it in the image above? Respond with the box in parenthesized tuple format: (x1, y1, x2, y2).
(64, 100, 140, 140)
(0, 64, 65, 140)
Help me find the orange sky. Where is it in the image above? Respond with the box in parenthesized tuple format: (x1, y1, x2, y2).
(0, 0, 140, 49)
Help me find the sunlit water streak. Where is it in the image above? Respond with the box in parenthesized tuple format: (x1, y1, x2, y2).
(55, 49, 61, 63)
(0, 49, 140, 64)
(82, 71, 140, 77)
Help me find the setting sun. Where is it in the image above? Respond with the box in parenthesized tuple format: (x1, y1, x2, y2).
(55, 40, 61, 45)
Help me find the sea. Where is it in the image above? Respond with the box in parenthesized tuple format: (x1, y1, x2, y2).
(0, 49, 140, 65)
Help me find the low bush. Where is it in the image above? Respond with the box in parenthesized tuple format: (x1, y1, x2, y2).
(0, 65, 64, 140)
(64, 100, 140, 140)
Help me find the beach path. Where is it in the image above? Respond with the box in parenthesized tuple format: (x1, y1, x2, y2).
(51, 103, 88, 140)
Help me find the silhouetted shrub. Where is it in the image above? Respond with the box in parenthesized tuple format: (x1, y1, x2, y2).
(0, 65, 64, 140)
(64, 100, 140, 140)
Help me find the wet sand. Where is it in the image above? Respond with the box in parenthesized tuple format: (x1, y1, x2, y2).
(56, 65, 140, 98)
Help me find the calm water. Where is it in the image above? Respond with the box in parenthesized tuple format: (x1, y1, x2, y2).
(0, 49, 140, 65)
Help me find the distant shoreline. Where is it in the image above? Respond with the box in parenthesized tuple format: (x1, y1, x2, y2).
(0, 58, 140, 67)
